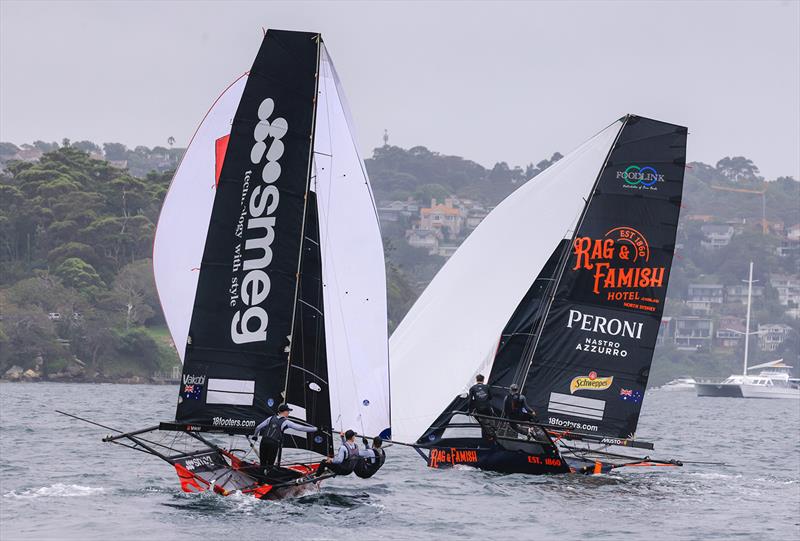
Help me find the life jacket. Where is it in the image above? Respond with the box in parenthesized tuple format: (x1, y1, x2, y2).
(354, 448, 386, 479)
(261, 415, 286, 444)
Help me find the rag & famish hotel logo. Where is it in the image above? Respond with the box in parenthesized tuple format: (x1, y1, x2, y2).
(572, 226, 666, 312)
(617, 165, 664, 190)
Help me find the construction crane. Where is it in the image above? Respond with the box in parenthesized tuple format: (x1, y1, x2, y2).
(710, 184, 767, 234)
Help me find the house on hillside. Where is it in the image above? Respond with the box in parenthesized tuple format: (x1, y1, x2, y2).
(777, 224, 800, 258)
(700, 224, 735, 250)
(770, 274, 800, 307)
(406, 229, 441, 255)
(725, 284, 764, 304)
(378, 198, 419, 223)
(687, 283, 724, 315)
(673, 316, 713, 350)
(758, 323, 793, 352)
(656, 317, 673, 347)
(715, 316, 746, 348)
(419, 198, 464, 238)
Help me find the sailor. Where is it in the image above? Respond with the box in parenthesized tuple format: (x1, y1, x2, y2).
(252, 404, 317, 470)
(354, 436, 386, 479)
(468, 374, 495, 417)
(503, 384, 538, 437)
(316, 429, 360, 477)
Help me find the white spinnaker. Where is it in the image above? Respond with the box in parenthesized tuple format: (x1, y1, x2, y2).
(311, 45, 390, 437)
(389, 121, 623, 443)
(153, 74, 248, 362)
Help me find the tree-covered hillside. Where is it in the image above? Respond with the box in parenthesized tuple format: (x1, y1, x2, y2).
(0, 141, 797, 384)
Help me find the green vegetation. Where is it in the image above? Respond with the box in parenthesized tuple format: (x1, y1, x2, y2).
(0, 140, 797, 383)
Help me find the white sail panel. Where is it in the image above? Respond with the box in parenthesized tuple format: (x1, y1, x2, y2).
(311, 45, 390, 436)
(389, 122, 622, 443)
(153, 74, 247, 362)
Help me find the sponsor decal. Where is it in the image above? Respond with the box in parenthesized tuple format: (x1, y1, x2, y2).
(429, 448, 478, 468)
(211, 417, 257, 429)
(230, 97, 289, 345)
(600, 437, 626, 446)
(616, 165, 664, 190)
(567, 309, 643, 339)
(183, 454, 216, 471)
(570, 371, 614, 394)
(527, 455, 563, 467)
(547, 416, 599, 433)
(572, 226, 666, 312)
(619, 388, 643, 404)
(181, 374, 206, 400)
(362, 399, 370, 406)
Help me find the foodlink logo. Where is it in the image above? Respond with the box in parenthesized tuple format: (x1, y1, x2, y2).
(230, 98, 289, 344)
(570, 371, 614, 394)
(616, 165, 664, 189)
(572, 226, 666, 310)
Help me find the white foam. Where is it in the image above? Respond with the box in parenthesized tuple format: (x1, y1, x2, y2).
(3, 483, 105, 499)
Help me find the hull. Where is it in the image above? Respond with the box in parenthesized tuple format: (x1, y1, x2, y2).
(424, 437, 571, 475)
(739, 384, 800, 400)
(695, 382, 743, 397)
(660, 385, 696, 392)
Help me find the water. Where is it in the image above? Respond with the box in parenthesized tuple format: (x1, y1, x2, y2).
(1, 383, 798, 540)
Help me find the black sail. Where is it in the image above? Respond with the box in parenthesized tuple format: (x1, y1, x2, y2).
(521, 115, 687, 439)
(175, 30, 321, 434)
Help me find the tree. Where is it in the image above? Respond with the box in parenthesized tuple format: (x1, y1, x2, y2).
(54, 257, 105, 299)
(103, 142, 128, 161)
(111, 259, 157, 330)
(716, 156, 761, 182)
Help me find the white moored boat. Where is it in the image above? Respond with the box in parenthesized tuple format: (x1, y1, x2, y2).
(659, 377, 697, 391)
(739, 367, 800, 399)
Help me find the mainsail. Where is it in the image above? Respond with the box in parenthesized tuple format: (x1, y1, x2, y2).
(153, 30, 389, 455)
(391, 115, 686, 445)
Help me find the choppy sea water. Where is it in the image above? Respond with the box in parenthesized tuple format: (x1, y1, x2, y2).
(1, 382, 798, 540)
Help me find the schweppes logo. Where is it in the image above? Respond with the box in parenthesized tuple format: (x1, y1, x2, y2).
(570, 371, 613, 394)
(572, 226, 666, 311)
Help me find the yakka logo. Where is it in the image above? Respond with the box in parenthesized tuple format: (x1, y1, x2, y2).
(616, 165, 664, 189)
(230, 98, 289, 345)
(572, 226, 665, 306)
(569, 371, 614, 394)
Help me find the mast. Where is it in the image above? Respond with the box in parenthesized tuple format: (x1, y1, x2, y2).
(743, 261, 754, 374)
(283, 33, 323, 402)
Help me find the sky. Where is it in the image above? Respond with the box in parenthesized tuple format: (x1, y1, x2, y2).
(1, 1, 799, 180)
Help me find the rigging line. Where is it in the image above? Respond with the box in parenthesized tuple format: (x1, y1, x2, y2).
(283, 35, 323, 401)
(298, 298, 323, 316)
(290, 363, 329, 385)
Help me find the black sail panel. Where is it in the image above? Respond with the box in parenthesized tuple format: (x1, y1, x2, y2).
(523, 115, 687, 439)
(486, 240, 568, 409)
(175, 30, 320, 433)
(283, 191, 333, 455)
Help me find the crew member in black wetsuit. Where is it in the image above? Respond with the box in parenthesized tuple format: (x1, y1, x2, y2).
(316, 429, 360, 477)
(252, 404, 317, 470)
(503, 384, 538, 438)
(468, 374, 495, 417)
(354, 436, 386, 479)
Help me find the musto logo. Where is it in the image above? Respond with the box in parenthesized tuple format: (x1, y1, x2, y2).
(616, 165, 664, 190)
(572, 226, 666, 312)
(230, 98, 288, 344)
(570, 371, 613, 394)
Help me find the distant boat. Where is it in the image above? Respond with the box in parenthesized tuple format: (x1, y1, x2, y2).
(658, 377, 697, 391)
(695, 262, 797, 399)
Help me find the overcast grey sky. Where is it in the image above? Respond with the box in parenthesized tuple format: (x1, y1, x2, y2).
(1, 0, 798, 179)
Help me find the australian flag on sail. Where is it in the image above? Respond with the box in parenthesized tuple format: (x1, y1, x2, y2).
(182, 383, 203, 400)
